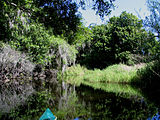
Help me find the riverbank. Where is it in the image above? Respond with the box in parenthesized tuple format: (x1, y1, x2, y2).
(64, 64, 145, 85)
(0, 45, 58, 114)
(64, 62, 160, 108)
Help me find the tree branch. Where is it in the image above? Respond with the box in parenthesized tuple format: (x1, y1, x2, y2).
(6, 0, 32, 16)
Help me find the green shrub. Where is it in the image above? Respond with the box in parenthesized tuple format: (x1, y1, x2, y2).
(10, 22, 52, 64)
(7, 18, 77, 70)
(136, 61, 160, 87)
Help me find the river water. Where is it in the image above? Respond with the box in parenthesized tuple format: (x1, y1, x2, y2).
(0, 81, 160, 120)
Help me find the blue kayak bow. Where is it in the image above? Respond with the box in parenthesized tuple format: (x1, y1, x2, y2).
(39, 108, 57, 120)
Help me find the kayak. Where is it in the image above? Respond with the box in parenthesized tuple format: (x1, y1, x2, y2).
(39, 108, 57, 120)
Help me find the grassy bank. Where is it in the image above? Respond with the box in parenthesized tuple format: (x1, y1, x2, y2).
(64, 64, 145, 85)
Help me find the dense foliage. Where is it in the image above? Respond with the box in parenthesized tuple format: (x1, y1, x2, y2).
(133, 0, 160, 107)
(32, 0, 81, 44)
(145, 0, 160, 39)
(1, 0, 160, 119)
(144, 0, 160, 59)
(78, 12, 157, 69)
(1, 0, 160, 78)
(0, 0, 77, 70)
(138, 0, 160, 85)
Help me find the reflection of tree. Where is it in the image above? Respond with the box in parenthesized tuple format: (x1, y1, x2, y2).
(132, 61, 160, 108)
(56, 82, 90, 120)
(1, 82, 90, 120)
(76, 85, 157, 120)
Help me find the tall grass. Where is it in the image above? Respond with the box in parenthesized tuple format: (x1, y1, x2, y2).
(133, 61, 160, 86)
(64, 64, 144, 85)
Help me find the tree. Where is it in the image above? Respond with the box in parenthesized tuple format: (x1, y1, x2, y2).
(77, 0, 115, 18)
(34, 0, 115, 18)
(143, 0, 160, 60)
(0, 0, 36, 42)
(79, 12, 156, 69)
(0, 0, 77, 69)
(0, 0, 117, 68)
(144, 0, 160, 39)
(31, 0, 116, 44)
(0, 0, 116, 45)
(32, 0, 81, 41)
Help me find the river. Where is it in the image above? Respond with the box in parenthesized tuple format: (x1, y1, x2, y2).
(0, 80, 160, 120)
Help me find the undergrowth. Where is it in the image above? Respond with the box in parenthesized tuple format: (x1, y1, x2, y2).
(64, 64, 144, 85)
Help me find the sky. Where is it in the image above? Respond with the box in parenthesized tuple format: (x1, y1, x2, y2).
(79, 0, 150, 26)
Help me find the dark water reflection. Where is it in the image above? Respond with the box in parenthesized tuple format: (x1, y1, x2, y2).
(0, 82, 160, 120)
(75, 85, 158, 120)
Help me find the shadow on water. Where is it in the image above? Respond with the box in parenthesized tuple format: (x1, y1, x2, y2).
(130, 82, 160, 120)
(75, 84, 158, 120)
(0, 80, 160, 120)
(131, 61, 160, 108)
(129, 61, 160, 119)
(133, 80, 160, 112)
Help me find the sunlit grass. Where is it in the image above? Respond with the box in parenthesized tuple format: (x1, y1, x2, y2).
(63, 64, 145, 97)
(64, 64, 144, 85)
